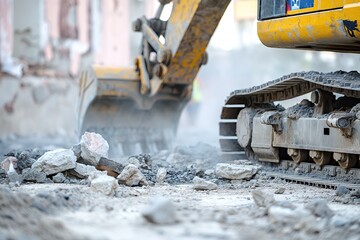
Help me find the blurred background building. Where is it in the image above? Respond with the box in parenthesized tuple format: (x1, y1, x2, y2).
(1, 0, 360, 148)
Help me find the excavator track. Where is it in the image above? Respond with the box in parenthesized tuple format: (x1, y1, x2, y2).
(220, 71, 360, 187)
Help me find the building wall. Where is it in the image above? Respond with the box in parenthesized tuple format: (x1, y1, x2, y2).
(0, 0, 154, 145)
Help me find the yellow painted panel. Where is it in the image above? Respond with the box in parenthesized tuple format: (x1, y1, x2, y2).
(93, 66, 139, 80)
(258, 5, 360, 51)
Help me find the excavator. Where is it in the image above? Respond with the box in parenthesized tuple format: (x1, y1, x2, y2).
(79, 0, 360, 186)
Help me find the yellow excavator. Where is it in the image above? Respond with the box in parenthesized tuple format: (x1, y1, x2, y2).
(79, 0, 360, 184)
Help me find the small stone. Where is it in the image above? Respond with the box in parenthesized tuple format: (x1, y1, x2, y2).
(336, 185, 350, 196)
(128, 157, 140, 167)
(268, 206, 319, 231)
(52, 173, 66, 183)
(215, 163, 259, 180)
(273, 200, 297, 210)
(31, 149, 76, 176)
(275, 187, 286, 194)
(80, 132, 109, 166)
(192, 176, 217, 191)
(142, 197, 178, 224)
(115, 186, 142, 198)
(22, 168, 52, 183)
(117, 164, 148, 186)
(305, 199, 334, 219)
(350, 189, 360, 198)
(68, 163, 100, 179)
(156, 168, 167, 184)
(204, 169, 214, 176)
(252, 189, 276, 208)
(90, 174, 118, 196)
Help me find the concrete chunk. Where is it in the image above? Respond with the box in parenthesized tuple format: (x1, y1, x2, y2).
(215, 163, 259, 180)
(31, 149, 76, 176)
(252, 189, 276, 208)
(80, 132, 109, 166)
(117, 164, 148, 187)
(90, 174, 118, 196)
(192, 176, 217, 191)
(142, 197, 178, 225)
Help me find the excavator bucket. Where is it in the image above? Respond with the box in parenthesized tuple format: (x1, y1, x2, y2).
(78, 66, 187, 156)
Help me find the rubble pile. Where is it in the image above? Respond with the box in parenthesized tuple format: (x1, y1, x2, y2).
(0, 133, 265, 195)
(248, 189, 360, 239)
(0, 132, 359, 239)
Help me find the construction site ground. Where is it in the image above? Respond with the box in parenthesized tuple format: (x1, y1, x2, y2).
(1, 138, 360, 240)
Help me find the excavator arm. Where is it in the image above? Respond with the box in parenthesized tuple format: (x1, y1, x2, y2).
(78, 0, 230, 156)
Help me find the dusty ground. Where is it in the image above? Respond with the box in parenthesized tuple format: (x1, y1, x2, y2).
(1, 141, 360, 240)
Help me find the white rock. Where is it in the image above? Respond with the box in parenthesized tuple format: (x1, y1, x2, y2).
(117, 164, 148, 186)
(156, 168, 167, 184)
(142, 197, 178, 224)
(192, 176, 217, 191)
(72, 163, 100, 178)
(32, 149, 76, 176)
(80, 132, 109, 166)
(252, 189, 276, 208)
(215, 163, 259, 180)
(90, 174, 118, 196)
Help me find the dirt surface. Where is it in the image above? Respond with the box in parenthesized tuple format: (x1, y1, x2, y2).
(1, 142, 360, 240)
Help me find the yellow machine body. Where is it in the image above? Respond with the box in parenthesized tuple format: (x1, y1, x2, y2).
(258, 0, 360, 52)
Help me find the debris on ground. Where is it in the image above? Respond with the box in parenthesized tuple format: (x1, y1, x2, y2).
(31, 149, 76, 175)
(0, 137, 359, 240)
(252, 189, 276, 208)
(117, 164, 148, 186)
(192, 176, 217, 191)
(155, 167, 167, 184)
(274, 187, 286, 194)
(216, 163, 260, 180)
(142, 196, 178, 225)
(90, 174, 119, 196)
(80, 132, 109, 166)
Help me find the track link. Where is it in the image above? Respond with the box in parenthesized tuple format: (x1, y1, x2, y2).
(220, 71, 360, 187)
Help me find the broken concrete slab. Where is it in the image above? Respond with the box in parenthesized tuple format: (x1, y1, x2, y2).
(90, 174, 118, 196)
(142, 197, 178, 225)
(215, 163, 259, 180)
(31, 149, 76, 176)
(192, 176, 217, 191)
(117, 164, 148, 187)
(80, 132, 109, 166)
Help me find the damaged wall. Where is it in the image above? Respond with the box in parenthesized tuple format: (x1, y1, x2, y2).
(0, 0, 155, 146)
